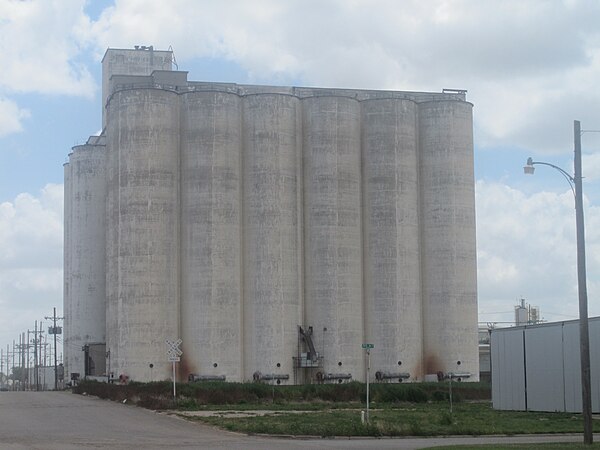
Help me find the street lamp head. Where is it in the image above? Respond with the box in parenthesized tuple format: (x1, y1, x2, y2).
(524, 157, 535, 175)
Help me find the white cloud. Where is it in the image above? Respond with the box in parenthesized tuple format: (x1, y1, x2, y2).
(0, 184, 64, 350)
(584, 151, 600, 182)
(0, 0, 95, 96)
(0, 97, 29, 137)
(81, 0, 600, 154)
(476, 180, 600, 325)
(0, 0, 97, 138)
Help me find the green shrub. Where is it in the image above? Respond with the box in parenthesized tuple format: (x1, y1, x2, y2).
(74, 378, 488, 410)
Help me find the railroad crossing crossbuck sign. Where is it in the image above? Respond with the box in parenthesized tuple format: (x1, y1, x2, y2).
(166, 339, 182, 362)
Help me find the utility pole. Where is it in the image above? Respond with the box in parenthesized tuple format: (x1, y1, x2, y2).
(19, 333, 22, 390)
(27, 329, 32, 390)
(574, 120, 592, 445)
(34, 321, 38, 391)
(12, 340, 15, 390)
(45, 308, 64, 390)
(21, 332, 26, 390)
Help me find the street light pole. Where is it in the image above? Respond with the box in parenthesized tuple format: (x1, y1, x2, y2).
(524, 120, 592, 444)
(573, 120, 592, 445)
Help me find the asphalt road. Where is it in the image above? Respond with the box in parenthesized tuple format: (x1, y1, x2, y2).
(0, 391, 595, 449)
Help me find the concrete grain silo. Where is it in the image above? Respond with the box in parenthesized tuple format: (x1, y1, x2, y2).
(242, 94, 303, 382)
(65, 47, 479, 384)
(180, 90, 243, 382)
(105, 88, 180, 381)
(419, 100, 478, 379)
(63, 140, 107, 379)
(302, 96, 364, 380)
(362, 98, 422, 381)
(63, 160, 72, 374)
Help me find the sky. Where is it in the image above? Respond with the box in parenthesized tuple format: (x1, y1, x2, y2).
(1, 0, 600, 367)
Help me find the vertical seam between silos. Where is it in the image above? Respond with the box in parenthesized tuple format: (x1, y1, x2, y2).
(296, 94, 304, 385)
(177, 90, 183, 379)
(239, 92, 246, 380)
(359, 100, 368, 378)
(416, 102, 425, 379)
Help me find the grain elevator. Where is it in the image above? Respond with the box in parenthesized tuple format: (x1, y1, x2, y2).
(64, 46, 478, 384)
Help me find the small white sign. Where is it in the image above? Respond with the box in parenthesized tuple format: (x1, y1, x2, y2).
(166, 339, 183, 361)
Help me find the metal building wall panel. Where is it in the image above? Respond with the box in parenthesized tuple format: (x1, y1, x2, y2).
(563, 321, 581, 412)
(491, 328, 525, 410)
(524, 324, 565, 412)
(589, 318, 600, 411)
(563, 318, 600, 412)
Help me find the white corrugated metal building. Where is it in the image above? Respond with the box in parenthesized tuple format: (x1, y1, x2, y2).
(491, 317, 600, 412)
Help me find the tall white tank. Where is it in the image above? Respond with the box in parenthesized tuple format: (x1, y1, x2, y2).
(106, 88, 180, 381)
(361, 98, 423, 381)
(419, 100, 479, 380)
(63, 144, 107, 379)
(180, 91, 243, 382)
(242, 94, 303, 382)
(302, 96, 364, 380)
(63, 160, 72, 377)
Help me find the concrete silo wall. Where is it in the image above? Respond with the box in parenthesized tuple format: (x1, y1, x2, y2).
(362, 99, 423, 381)
(303, 96, 364, 379)
(180, 91, 243, 382)
(106, 89, 180, 381)
(63, 161, 73, 376)
(68, 62, 478, 383)
(64, 145, 107, 379)
(419, 100, 479, 380)
(242, 94, 303, 382)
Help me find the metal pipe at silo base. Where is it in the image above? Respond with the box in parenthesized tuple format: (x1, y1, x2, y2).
(315, 372, 353, 384)
(374, 371, 411, 382)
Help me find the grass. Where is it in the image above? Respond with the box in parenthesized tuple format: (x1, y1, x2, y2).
(183, 402, 599, 437)
(74, 379, 489, 408)
(74, 380, 600, 438)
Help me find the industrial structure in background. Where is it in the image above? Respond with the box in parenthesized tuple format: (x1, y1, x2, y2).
(64, 46, 478, 384)
(515, 298, 541, 326)
(478, 298, 542, 383)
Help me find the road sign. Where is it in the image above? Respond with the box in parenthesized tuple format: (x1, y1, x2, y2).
(362, 343, 374, 349)
(166, 339, 183, 360)
(165, 339, 183, 400)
